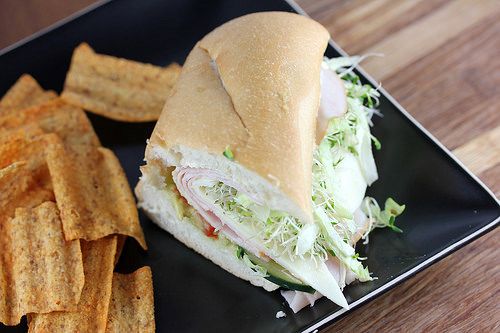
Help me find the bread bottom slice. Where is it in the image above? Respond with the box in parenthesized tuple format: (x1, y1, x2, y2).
(136, 178, 279, 292)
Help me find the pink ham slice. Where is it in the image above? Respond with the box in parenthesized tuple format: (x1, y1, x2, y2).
(174, 167, 268, 257)
(316, 66, 347, 143)
(281, 290, 323, 313)
(174, 167, 351, 309)
(173, 67, 348, 255)
(281, 209, 369, 313)
(280, 256, 343, 313)
(174, 166, 370, 313)
(281, 256, 358, 313)
(168, 64, 362, 313)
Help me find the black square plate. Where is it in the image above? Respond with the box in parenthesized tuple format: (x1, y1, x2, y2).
(1, 0, 498, 332)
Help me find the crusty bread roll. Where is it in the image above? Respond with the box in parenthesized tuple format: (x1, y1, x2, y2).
(146, 12, 329, 223)
(136, 12, 336, 299)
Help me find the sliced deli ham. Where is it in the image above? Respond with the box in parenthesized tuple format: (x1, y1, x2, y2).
(172, 166, 349, 309)
(173, 167, 267, 257)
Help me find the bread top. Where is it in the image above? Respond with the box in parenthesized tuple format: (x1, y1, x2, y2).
(149, 12, 329, 219)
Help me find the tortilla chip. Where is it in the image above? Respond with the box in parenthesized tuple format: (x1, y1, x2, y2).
(0, 98, 100, 147)
(0, 134, 56, 221)
(0, 74, 57, 116)
(0, 156, 55, 223)
(0, 131, 49, 170)
(0, 202, 84, 325)
(61, 43, 181, 122)
(28, 237, 117, 332)
(0, 124, 45, 147)
(0, 161, 26, 178)
(45, 140, 147, 249)
(105, 267, 155, 333)
(0, 161, 54, 222)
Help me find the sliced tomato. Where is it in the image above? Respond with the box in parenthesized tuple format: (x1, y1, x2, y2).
(204, 223, 218, 239)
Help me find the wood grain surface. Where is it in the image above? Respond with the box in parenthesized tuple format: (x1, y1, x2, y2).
(296, 0, 500, 332)
(1, 0, 499, 332)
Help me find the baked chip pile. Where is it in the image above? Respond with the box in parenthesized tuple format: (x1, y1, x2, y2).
(0, 75, 155, 332)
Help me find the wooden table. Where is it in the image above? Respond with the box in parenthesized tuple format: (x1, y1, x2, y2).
(1, 0, 499, 331)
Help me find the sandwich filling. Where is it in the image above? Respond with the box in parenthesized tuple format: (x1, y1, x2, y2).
(149, 56, 404, 310)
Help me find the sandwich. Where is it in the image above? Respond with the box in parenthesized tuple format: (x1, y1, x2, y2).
(135, 12, 404, 312)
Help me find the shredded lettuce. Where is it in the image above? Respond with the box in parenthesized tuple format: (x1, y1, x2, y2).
(236, 246, 268, 277)
(296, 223, 319, 256)
(362, 197, 405, 244)
(204, 182, 328, 262)
(186, 56, 404, 286)
(223, 146, 234, 160)
(314, 207, 371, 281)
(242, 253, 268, 277)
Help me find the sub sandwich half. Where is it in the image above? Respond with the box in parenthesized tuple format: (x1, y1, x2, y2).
(136, 12, 404, 312)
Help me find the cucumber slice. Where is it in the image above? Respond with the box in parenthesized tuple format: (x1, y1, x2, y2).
(237, 247, 315, 293)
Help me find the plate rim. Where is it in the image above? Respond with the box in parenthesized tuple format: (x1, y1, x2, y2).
(0, 0, 111, 57)
(286, 0, 500, 331)
(1, 1, 498, 332)
(0, 0, 496, 206)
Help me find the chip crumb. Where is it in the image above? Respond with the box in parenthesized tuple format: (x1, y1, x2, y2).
(275, 311, 286, 319)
